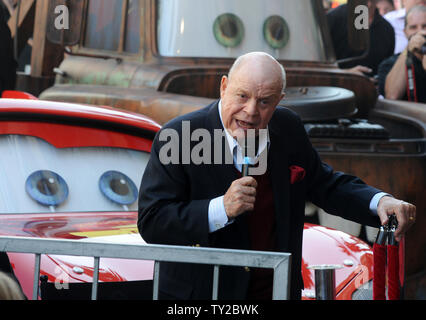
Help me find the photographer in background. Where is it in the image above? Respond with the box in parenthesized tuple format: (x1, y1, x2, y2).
(378, 5, 426, 102)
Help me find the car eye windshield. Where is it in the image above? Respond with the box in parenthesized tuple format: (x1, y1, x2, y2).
(0, 135, 149, 214)
(157, 0, 327, 61)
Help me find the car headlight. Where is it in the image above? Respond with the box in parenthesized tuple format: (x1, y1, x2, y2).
(351, 280, 373, 300)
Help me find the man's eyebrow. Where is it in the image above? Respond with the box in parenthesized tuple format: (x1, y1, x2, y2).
(236, 89, 249, 95)
(259, 93, 278, 100)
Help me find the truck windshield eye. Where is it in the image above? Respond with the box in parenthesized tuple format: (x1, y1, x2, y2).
(25, 170, 69, 207)
(99, 171, 138, 205)
(263, 15, 289, 49)
(213, 13, 244, 48)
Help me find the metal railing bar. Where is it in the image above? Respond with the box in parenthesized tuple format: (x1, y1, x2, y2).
(32, 253, 41, 300)
(91, 257, 100, 300)
(212, 265, 219, 300)
(0, 237, 290, 269)
(0, 236, 291, 300)
(153, 261, 160, 300)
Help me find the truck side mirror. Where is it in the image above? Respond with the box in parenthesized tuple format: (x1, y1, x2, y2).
(347, 0, 370, 52)
(46, 0, 84, 46)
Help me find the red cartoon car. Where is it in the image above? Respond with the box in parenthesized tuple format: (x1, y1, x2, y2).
(0, 94, 375, 299)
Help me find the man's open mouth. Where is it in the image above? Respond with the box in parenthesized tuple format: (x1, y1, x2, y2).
(236, 120, 255, 129)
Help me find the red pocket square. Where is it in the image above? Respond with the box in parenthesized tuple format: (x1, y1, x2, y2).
(289, 165, 306, 184)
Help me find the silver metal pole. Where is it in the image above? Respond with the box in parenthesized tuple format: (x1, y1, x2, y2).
(308, 264, 343, 300)
(212, 265, 219, 300)
(32, 254, 41, 300)
(91, 257, 100, 300)
(153, 261, 160, 300)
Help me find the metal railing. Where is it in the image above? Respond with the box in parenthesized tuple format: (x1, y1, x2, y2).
(0, 236, 291, 300)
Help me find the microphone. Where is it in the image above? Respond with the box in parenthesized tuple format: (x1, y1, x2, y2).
(241, 135, 251, 177)
(241, 137, 253, 218)
(242, 156, 250, 177)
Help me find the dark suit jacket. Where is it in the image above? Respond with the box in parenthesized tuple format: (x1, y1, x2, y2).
(138, 100, 381, 300)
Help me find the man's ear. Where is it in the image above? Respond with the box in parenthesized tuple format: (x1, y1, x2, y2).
(276, 92, 285, 105)
(220, 76, 228, 99)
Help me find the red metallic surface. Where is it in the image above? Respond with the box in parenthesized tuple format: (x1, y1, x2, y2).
(1, 90, 38, 100)
(2, 215, 375, 300)
(0, 121, 153, 151)
(301, 223, 374, 300)
(0, 98, 161, 134)
(1, 213, 154, 299)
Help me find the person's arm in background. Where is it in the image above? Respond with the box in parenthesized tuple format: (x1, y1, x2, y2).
(384, 49, 408, 99)
(377, 55, 398, 97)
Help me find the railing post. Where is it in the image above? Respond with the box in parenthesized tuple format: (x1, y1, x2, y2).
(153, 261, 160, 300)
(91, 257, 100, 300)
(32, 253, 41, 300)
(212, 265, 220, 300)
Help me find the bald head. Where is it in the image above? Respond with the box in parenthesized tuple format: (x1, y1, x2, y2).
(228, 52, 287, 93)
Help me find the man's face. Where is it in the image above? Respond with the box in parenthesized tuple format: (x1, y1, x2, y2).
(404, 10, 426, 38)
(220, 64, 284, 141)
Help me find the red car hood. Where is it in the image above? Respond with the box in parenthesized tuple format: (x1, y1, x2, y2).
(302, 223, 373, 299)
(1, 212, 153, 299)
(1, 214, 372, 299)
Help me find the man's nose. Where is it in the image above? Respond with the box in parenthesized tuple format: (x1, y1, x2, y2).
(244, 99, 259, 117)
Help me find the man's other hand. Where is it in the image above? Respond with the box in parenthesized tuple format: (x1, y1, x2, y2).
(377, 196, 416, 241)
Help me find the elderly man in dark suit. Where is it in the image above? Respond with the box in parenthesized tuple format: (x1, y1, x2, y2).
(138, 52, 416, 300)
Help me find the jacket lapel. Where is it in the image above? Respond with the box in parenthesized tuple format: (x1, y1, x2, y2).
(268, 118, 291, 251)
